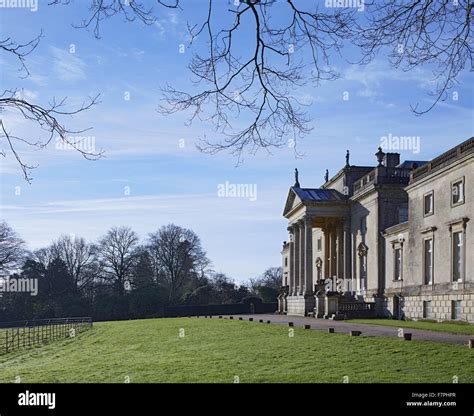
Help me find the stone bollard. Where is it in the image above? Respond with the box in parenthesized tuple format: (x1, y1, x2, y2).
(288, 322, 294, 327)
(249, 318, 253, 322)
(328, 328, 335, 333)
(350, 330, 362, 337)
(468, 339, 474, 348)
(304, 325, 311, 330)
(404, 333, 412, 341)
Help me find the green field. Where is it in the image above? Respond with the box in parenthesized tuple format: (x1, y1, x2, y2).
(348, 319, 474, 335)
(0, 318, 472, 383)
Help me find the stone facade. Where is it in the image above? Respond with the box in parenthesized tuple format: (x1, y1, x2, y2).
(279, 137, 474, 323)
(384, 293, 474, 323)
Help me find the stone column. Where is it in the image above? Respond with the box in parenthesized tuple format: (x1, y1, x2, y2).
(330, 227, 337, 281)
(343, 218, 353, 293)
(327, 226, 332, 279)
(293, 224, 300, 296)
(287, 225, 295, 296)
(298, 219, 305, 295)
(323, 226, 329, 279)
(337, 225, 344, 290)
(304, 217, 313, 295)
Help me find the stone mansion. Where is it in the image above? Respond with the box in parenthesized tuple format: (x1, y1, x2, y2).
(278, 137, 473, 323)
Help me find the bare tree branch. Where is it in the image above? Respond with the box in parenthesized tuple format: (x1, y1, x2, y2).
(158, 0, 355, 161)
(4, 0, 471, 171)
(0, 32, 43, 77)
(0, 89, 102, 182)
(356, 0, 473, 114)
(48, 0, 181, 38)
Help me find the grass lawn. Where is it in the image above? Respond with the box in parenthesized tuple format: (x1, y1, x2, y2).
(0, 318, 472, 383)
(348, 319, 474, 335)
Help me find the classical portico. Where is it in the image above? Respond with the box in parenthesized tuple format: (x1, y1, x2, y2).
(281, 184, 351, 316)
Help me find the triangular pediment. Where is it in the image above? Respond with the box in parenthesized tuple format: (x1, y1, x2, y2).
(283, 187, 302, 217)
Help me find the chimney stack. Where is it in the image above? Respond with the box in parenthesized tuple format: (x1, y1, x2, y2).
(384, 153, 400, 168)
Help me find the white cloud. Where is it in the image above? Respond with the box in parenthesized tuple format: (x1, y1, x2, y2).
(343, 60, 436, 99)
(154, 20, 166, 36)
(18, 88, 39, 101)
(27, 72, 48, 86)
(50, 46, 86, 81)
(153, 11, 185, 39)
(169, 12, 178, 26)
(296, 93, 325, 105)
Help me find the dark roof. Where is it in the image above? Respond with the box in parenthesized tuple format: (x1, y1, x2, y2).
(397, 160, 428, 169)
(292, 187, 347, 202)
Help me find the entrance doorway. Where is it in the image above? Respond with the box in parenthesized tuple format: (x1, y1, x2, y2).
(393, 296, 401, 319)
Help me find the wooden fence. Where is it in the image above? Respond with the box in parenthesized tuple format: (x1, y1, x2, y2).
(0, 317, 93, 354)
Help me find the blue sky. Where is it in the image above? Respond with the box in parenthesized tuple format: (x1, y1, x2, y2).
(1, 1, 473, 281)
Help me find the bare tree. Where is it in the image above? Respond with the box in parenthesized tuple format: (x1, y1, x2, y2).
(96, 226, 140, 294)
(247, 266, 282, 292)
(0, 221, 26, 274)
(33, 246, 58, 269)
(148, 223, 210, 302)
(260, 266, 283, 289)
(49, 235, 96, 290)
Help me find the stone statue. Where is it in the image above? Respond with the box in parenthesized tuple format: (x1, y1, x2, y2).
(324, 169, 329, 182)
(345, 150, 350, 167)
(294, 168, 300, 187)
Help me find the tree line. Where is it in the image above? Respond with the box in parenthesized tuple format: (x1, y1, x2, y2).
(0, 221, 281, 322)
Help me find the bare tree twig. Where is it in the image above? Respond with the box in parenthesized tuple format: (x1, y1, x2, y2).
(0, 89, 102, 182)
(0, 32, 43, 77)
(355, 0, 473, 115)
